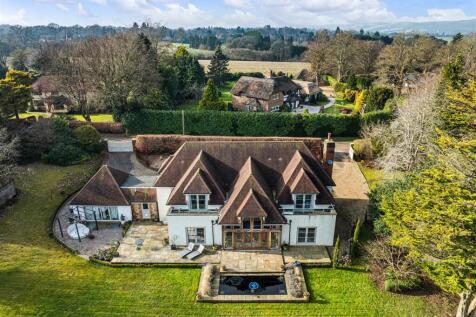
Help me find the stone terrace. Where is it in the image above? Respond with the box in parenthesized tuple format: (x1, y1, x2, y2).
(112, 223, 220, 264)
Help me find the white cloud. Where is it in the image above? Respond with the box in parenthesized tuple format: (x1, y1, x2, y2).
(89, 0, 108, 5)
(222, 10, 264, 27)
(0, 8, 27, 25)
(421, 8, 473, 22)
(77, 2, 89, 16)
(57, 3, 70, 11)
(224, 0, 250, 8)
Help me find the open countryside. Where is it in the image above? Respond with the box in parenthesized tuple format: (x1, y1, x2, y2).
(199, 60, 310, 76)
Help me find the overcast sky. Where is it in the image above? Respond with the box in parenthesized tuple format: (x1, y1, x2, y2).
(0, 0, 475, 28)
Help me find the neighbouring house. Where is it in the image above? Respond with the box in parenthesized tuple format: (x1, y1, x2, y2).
(293, 80, 322, 103)
(230, 76, 301, 112)
(31, 76, 71, 113)
(70, 137, 337, 250)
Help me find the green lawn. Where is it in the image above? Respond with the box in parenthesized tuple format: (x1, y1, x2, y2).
(323, 98, 355, 114)
(0, 163, 443, 316)
(357, 162, 392, 189)
(15, 112, 114, 122)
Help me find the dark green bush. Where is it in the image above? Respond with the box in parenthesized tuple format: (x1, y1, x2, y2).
(44, 143, 87, 166)
(73, 125, 101, 148)
(122, 110, 362, 137)
(365, 87, 394, 111)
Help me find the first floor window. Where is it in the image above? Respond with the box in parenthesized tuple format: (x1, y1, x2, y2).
(295, 194, 313, 209)
(297, 227, 316, 244)
(186, 227, 205, 244)
(189, 194, 207, 210)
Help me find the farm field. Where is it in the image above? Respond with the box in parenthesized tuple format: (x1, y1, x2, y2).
(14, 112, 114, 122)
(0, 163, 450, 316)
(171, 43, 215, 58)
(199, 60, 310, 76)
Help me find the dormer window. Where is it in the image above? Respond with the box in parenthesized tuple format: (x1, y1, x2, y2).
(188, 194, 208, 210)
(294, 194, 314, 209)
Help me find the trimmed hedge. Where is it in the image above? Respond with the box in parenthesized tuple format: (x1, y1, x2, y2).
(122, 110, 362, 137)
(361, 110, 393, 125)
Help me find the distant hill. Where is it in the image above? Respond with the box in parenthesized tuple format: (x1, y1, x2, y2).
(353, 19, 476, 36)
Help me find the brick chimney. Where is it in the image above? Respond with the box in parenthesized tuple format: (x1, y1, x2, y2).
(323, 132, 335, 177)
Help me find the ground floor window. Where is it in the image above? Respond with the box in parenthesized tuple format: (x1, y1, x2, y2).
(297, 227, 316, 244)
(81, 206, 119, 221)
(186, 227, 205, 244)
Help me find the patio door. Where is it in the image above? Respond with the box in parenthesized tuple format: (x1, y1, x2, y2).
(141, 203, 151, 219)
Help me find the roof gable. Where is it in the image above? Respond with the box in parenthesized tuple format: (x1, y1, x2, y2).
(236, 189, 268, 218)
(290, 168, 319, 193)
(183, 169, 212, 194)
(167, 151, 225, 205)
(71, 165, 130, 206)
(219, 157, 285, 224)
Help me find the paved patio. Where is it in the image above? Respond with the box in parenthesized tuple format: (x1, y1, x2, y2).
(53, 198, 123, 257)
(283, 246, 331, 265)
(112, 223, 220, 264)
(220, 250, 284, 273)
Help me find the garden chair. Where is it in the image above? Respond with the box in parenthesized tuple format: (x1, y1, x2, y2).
(186, 244, 205, 260)
(179, 242, 195, 258)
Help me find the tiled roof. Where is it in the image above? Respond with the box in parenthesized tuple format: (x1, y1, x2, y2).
(218, 157, 285, 224)
(156, 141, 335, 223)
(290, 168, 319, 193)
(166, 150, 225, 205)
(70, 165, 130, 206)
(236, 189, 268, 218)
(183, 169, 212, 194)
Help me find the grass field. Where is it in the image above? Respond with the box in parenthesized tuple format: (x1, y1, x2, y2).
(171, 43, 216, 58)
(14, 112, 114, 122)
(0, 162, 446, 316)
(199, 60, 310, 76)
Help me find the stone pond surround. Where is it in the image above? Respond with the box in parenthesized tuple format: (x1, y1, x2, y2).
(196, 263, 310, 303)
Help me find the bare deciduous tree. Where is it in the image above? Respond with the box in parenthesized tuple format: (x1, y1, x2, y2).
(357, 40, 383, 77)
(378, 75, 440, 172)
(306, 31, 331, 85)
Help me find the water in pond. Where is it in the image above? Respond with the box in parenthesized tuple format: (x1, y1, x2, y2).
(219, 275, 287, 295)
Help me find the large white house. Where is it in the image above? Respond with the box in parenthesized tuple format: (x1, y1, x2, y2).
(70, 139, 337, 250)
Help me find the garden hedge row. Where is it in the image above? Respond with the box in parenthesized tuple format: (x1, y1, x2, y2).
(361, 110, 393, 125)
(122, 110, 393, 137)
(122, 110, 362, 137)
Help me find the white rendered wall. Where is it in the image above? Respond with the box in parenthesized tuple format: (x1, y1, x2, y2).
(156, 187, 173, 222)
(167, 214, 221, 246)
(281, 213, 336, 246)
(118, 206, 132, 221)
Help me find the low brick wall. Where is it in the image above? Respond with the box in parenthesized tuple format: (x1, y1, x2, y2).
(0, 182, 16, 207)
(134, 134, 324, 161)
(68, 120, 125, 134)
